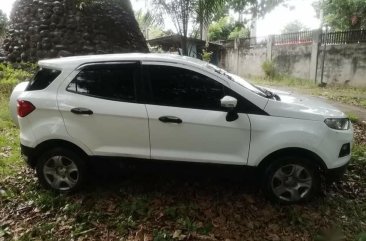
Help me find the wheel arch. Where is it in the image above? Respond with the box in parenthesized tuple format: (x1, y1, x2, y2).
(28, 139, 89, 167)
(257, 147, 327, 173)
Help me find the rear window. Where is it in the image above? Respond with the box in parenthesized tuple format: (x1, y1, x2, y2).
(26, 68, 61, 91)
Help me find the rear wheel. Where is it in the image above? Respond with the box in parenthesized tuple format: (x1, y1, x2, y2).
(263, 157, 320, 204)
(36, 147, 87, 193)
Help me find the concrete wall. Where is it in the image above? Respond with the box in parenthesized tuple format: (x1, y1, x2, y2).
(272, 44, 312, 80)
(316, 44, 366, 87)
(220, 37, 366, 87)
(220, 41, 267, 78)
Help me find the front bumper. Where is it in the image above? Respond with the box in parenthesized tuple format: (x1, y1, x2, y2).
(325, 162, 349, 183)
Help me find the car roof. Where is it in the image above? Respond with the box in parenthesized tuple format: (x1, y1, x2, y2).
(38, 53, 209, 70)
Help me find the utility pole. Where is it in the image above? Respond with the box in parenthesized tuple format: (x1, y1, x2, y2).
(320, 25, 328, 85)
(319, 0, 326, 85)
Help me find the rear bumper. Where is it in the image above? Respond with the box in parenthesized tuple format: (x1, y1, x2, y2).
(20, 144, 37, 168)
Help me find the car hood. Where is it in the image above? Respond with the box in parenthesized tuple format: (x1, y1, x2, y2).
(264, 88, 346, 121)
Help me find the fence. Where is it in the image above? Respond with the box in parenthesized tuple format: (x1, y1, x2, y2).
(218, 36, 267, 48)
(220, 28, 366, 86)
(322, 29, 366, 44)
(220, 29, 366, 48)
(272, 29, 366, 46)
(273, 30, 313, 45)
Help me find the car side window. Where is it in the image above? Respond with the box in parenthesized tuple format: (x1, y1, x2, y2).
(67, 64, 136, 102)
(147, 65, 225, 111)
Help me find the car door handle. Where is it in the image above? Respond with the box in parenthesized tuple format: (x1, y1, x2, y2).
(71, 107, 93, 115)
(159, 116, 182, 124)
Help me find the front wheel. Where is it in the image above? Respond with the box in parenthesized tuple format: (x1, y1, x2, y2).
(36, 147, 87, 193)
(263, 157, 320, 204)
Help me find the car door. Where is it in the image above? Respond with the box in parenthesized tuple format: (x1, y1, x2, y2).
(143, 63, 252, 165)
(57, 62, 150, 158)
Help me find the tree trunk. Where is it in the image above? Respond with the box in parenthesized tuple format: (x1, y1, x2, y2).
(181, 35, 188, 56)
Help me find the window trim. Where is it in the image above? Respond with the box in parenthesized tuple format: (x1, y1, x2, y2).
(142, 62, 268, 115)
(66, 62, 141, 103)
(143, 63, 229, 112)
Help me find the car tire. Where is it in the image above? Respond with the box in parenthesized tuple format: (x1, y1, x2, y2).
(36, 147, 87, 193)
(263, 156, 320, 204)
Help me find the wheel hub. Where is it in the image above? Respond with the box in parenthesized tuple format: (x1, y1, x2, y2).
(57, 167, 67, 176)
(271, 164, 313, 202)
(43, 155, 79, 191)
(284, 177, 297, 187)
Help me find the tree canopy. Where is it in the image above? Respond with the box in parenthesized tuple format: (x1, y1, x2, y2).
(315, 0, 366, 30)
(208, 17, 249, 41)
(281, 20, 309, 33)
(135, 10, 164, 40)
(150, 0, 286, 55)
(228, 0, 285, 23)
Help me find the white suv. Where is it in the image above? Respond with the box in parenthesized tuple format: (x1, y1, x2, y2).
(10, 53, 353, 203)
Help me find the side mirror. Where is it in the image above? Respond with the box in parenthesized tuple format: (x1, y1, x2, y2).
(220, 96, 239, 122)
(220, 96, 237, 109)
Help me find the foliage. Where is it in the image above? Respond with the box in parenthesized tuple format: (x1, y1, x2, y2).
(201, 49, 213, 62)
(348, 113, 360, 123)
(228, 0, 286, 23)
(195, 0, 226, 40)
(208, 17, 236, 41)
(0, 63, 34, 96)
(153, 0, 195, 55)
(135, 10, 164, 40)
(314, 0, 366, 30)
(0, 10, 7, 37)
(228, 26, 250, 39)
(261, 60, 276, 79)
(208, 17, 249, 41)
(282, 20, 309, 33)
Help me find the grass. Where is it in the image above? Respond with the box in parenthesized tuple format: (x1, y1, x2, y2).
(252, 76, 366, 109)
(348, 113, 360, 123)
(0, 96, 22, 177)
(0, 70, 366, 240)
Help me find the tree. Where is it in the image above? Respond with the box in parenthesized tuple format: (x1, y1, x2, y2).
(135, 10, 164, 40)
(281, 20, 309, 33)
(208, 17, 249, 41)
(0, 10, 7, 38)
(228, 0, 286, 23)
(153, 0, 194, 55)
(195, 0, 226, 40)
(315, 0, 366, 30)
(228, 26, 250, 39)
(209, 17, 235, 41)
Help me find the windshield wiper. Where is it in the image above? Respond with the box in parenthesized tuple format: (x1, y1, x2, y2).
(213, 68, 233, 81)
(257, 87, 281, 101)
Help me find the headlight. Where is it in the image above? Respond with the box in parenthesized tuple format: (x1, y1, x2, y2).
(324, 118, 350, 130)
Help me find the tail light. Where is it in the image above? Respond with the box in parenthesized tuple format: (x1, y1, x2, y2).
(17, 100, 35, 117)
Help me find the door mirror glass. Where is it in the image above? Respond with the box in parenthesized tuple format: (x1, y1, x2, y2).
(220, 96, 237, 109)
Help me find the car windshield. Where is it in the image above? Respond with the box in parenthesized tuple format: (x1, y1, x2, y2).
(205, 63, 267, 98)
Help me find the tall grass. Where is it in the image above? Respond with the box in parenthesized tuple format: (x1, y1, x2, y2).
(0, 63, 35, 97)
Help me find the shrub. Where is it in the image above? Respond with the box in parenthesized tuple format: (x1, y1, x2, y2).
(202, 49, 213, 62)
(261, 60, 276, 79)
(0, 63, 35, 96)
